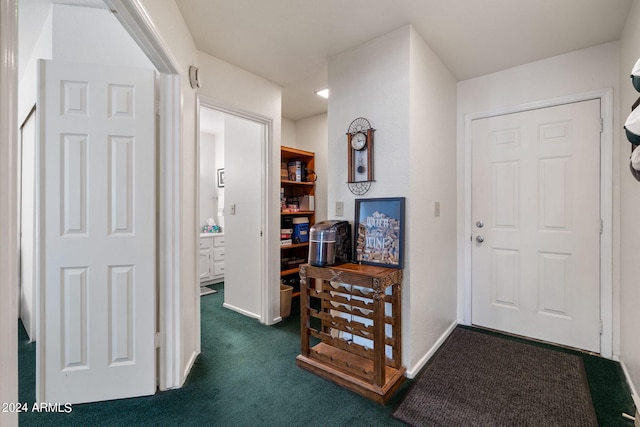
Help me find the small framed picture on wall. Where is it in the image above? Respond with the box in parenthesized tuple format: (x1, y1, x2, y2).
(354, 197, 405, 269)
(217, 168, 225, 187)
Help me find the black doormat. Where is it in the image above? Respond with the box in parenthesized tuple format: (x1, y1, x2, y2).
(392, 327, 598, 427)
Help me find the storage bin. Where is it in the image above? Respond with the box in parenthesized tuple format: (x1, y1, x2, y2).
(292, 217, 309, 243)
(287, 161, 306, 182)
(280, 284, 293, 318)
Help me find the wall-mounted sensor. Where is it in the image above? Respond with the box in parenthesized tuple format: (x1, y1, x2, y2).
(189, 65, 200, 89)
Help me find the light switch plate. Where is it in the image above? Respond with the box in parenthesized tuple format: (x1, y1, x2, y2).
(336, 201, 344, 217)
(434, 201, 440, 217)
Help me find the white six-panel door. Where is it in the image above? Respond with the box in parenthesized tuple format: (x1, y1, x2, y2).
(38, 60, 156, 403)
(471, 99, 601, 353)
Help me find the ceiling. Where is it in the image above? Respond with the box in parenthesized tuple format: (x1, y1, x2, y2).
(176, 0, 633, 121)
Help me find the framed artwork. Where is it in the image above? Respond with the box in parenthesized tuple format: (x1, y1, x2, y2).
(217, 168, 225, 187)
(354, 197, 405, 268)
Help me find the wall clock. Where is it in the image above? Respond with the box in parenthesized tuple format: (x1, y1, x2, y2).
(347, 117, 374, 195)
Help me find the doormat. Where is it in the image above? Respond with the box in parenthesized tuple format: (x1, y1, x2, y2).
(392, 327, 598, 427)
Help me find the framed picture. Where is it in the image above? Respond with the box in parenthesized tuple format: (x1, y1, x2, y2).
(217, 168, 225, 187)
(354, 197, 405, 269)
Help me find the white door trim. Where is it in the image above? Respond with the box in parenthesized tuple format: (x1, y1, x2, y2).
(196, 95, 277, 325)
(0, 0, 19, 424)
(104, 0, 184, 389)
(461, 89, 613, 358)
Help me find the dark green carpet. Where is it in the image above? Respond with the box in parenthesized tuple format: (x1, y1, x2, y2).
(18, 283, 411, 426)
(17, 285, 635, 426)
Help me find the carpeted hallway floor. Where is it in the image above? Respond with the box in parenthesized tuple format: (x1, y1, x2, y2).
(17, 282, 635, 426)
(18, 283, 410, 426)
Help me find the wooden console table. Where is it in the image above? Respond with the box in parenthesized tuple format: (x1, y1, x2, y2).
(296, 263, 405, 404)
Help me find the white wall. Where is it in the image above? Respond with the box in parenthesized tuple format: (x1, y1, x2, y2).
(213, 130, 225, 228)
(619, 0, 640, 396)
(328, 25, 458, 375)
(457, 42, 621, 352)
(407, 27, 458, 371)
(52, 5, 153, 68)
(199, 132, 220, 229)
(18, 1, 51, 123)
(281, 117, 296, 148)
(328, 26, 411, 222)
(295, 114, 328, 222)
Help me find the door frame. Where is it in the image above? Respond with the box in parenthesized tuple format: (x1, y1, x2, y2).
(460, 89, 613, 358)
(0, 0, 19, 423)
(196, 95, 276, 326)
(103, 0, 184, 391)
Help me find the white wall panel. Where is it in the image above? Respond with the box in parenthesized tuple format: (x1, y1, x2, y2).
(61, 133, 88, 236)
(108, 136, 133, 235)
(61, 267, 88, 370)
(491, 249, 519, 308)
(539, 157, 570, 230)
(493, 162, 519, 228)
(108, 84, 134, 119)
(494, 128, 519, 145)
(538, 252, 570, 318)
(61, 80, 88, 116)
(108, 265, 134, 365)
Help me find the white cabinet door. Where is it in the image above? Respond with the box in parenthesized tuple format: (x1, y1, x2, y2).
(471, 99, 601, 353)
(199, 237, 213, 282)
(38, 60, 155, 403)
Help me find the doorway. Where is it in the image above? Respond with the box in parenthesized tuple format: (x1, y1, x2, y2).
(13, 0, 185, 404)
(470, 99, 601, 352)
(462, 90, 613, 357)
(197, 98, 270, 322)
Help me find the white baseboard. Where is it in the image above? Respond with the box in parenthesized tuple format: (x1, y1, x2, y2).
(222, 303, 261, 320)
(406, 321, 458, 378)
(182, 349, 199, 386)
(620, 358, 639, 400)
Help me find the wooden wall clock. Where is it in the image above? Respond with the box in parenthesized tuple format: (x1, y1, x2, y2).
(347, 117, 374, 195)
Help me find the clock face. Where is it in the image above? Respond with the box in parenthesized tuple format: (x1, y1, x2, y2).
(351, 132, 367, 151)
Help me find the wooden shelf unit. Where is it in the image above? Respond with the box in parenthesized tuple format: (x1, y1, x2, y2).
(280, 146, 315, 295)
(297, 263, 405, 404)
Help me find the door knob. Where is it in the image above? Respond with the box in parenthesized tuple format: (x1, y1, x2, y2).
(476, 235, 485, 243)
(476, 220, 484, 228)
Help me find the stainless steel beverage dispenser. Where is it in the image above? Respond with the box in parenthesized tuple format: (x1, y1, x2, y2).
(309, 220, 351, 267)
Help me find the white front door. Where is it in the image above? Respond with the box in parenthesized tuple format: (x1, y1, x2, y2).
(38, 60, 156, 403)
(471, 99, 601, 353)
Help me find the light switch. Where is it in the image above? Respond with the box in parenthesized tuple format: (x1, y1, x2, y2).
(336, 201, 344, 217)
(230, 203, 236, 215)
(434, 201, 440, 217)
